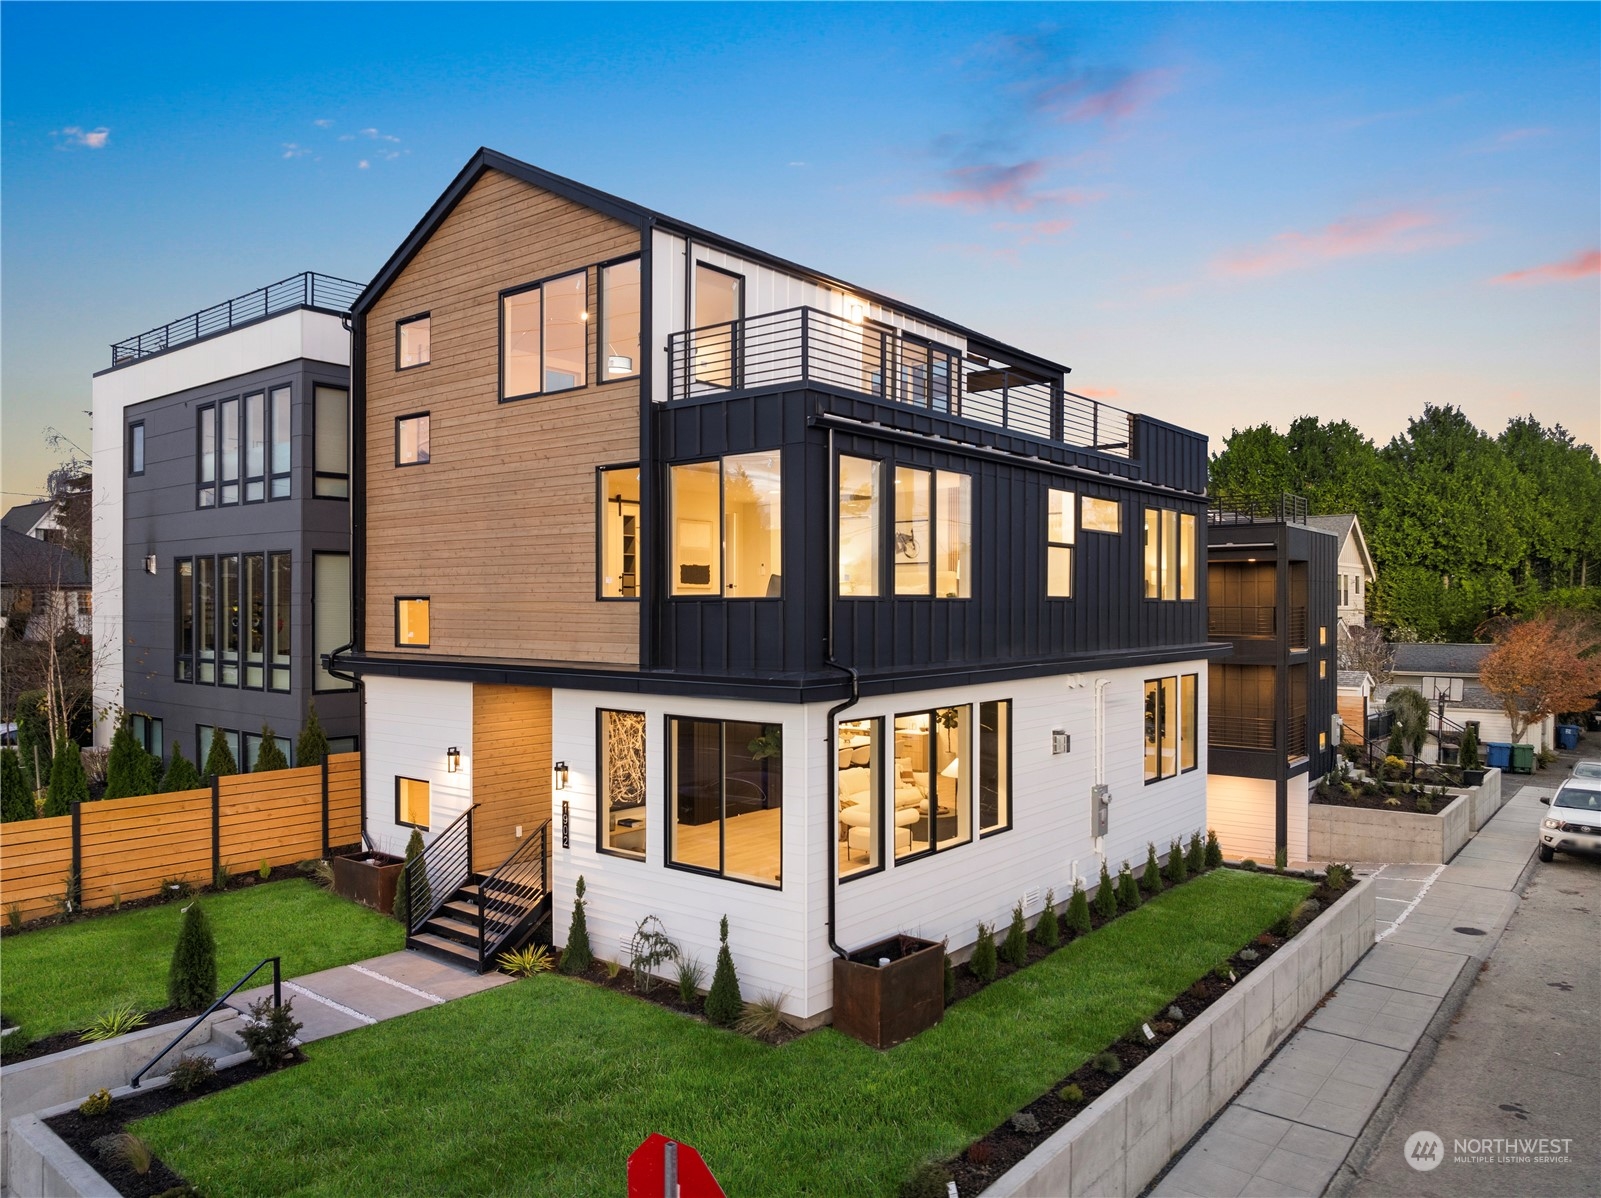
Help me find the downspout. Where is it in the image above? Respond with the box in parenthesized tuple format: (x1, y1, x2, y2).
(824, 428, 860, 960)
(1093, 676, 1111, 865)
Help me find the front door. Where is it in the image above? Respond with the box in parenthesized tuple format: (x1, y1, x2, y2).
(471, 685, 552, 872)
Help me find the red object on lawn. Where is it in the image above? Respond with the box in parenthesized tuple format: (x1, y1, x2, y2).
(627, 1132, 726, 1198)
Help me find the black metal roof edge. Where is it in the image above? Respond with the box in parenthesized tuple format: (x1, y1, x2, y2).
(353, 148, 1071, 377)
(91, 305, 350, 378)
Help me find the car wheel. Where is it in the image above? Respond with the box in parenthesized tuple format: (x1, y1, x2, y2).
(1538, 845, 1555, 862)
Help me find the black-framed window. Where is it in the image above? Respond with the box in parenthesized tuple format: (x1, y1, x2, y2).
(180, 551, 288, 690)
(396, 597, 430, 648)
(244, 391, 267, 502)
(1145, 673, 1200, 782)
(892, 706, 971, 862)
(598, 709, 646, 860)
(269, 551, 291, 691)
(396, 413, 430, 466)
(219, 553, 240, 685)
(1047, 489, 1075, 598)
(600, 258, 641, 381)
(978, 700, 1012, 837)
(270, 385, 291, 499)
(667, 716, 782, 888)
(314, 384, 350, 498)
(837, 455, 881, 598)
(669, 451, 782, 598)
(1082, 496, 1121, 534)
(197, 403, 216, 508)
(244, 732, 293, 772)
(196, 556, 217, 683)
(598, 464, 641, 599)
(396, 776, 430, 831)
(1144, 508, 1197, 601)
(894, 467, 971, 598)
(175, 558, 194, 681)
(130, 713, 163, 760)
(691, 262, 744, 390)
(244, 553, 266, 688)
(837, 717, 882, 880)
(219, 396, 240, 505)
(501, 269, 588, 401)
(128, 422, 145, 477)
(314, 553, 354, 693)
(197, 725, 240, 773)
(397, 313, 431, 370)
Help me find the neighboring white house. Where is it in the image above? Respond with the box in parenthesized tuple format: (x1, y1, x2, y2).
(1386, 642, 1553, 757)
(1305, 514, 1374, 636)
(1, 500, 65, 544)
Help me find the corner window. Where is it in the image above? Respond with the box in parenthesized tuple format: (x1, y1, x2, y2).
(1145, 673, 1200, 782)
(837, 456, 880, 597)
(501, 270, 588, 401)
(396, 414, 430, 466)
(669, 451, 782, 598)
(396, 597, 430, 648)
(598, 465, 641, 599)
(600, 259, 641, 380)
(1144, 509, 1196, 600)
(668, 717, 782, 888)
(979, 700, 1011, 836)
(893, 706, 971, 861)
(397, 314, 431, 369)
(396, 777, 430, 830)
(314, 385, 350, 498)
(1082, 496, 1121, 533)
(1047, 489, 1075, 598)
(128, 422, 145, 477)
(598, 710, 646, 859)
(837, 718, 882, 878)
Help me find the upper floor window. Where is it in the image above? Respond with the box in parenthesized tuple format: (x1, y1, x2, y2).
(198, 405, 216, 507)
(269, 386, 291, 498)
(397, 314, 431, 370)
(894, 467, 971, 598)
(598, 465, 641, 599)
(502, 271, 587, 401)
(838, 456, 881, 597)
(177, 550, 289, 691)
(396, 597, 430, 648)
(692, 264, 743, 389)
(314, 553, 354, 692)
(1082, 496, 1121, 533)
(396, 413, 430, 466)
(601, 259, 641, 381)
(219, 396, 240, 505)
(1144, 673, 1199, 782)
(244, 391, 266, 502)
(1143, 508, 1196, 601)
(1047, 489, 1075, 598)
(314, 385, 349, 499)
(669, 452, 782, 598)
(196, 391, 287, 506)
(128, 422, 145, 476)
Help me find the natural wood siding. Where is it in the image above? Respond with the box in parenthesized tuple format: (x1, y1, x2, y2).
(1338, 693, 1366, 744)
(364, 168, 642, 664)
(472, 684, 552, 869)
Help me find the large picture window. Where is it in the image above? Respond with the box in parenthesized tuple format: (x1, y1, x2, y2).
(669, 717, 782, 887)
(892, 706, 971, 861)
(1144, 673, 1200, 782)
(669, 452, 782, 598)
(1047, 489, 1075, 598)
(894, 468, 971, 598)
(601, 259, 641, 380)
(178, 551, 289, 690)
(836, 718, 883, 878)
(837, 456, 880, 597)
(599, 710, 646, 859)
(1144, 508, 1197, 601)
(501, 270, 588, 401)
(598, 465, 641, 599)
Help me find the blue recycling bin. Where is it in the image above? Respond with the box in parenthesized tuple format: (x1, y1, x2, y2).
(1557, 724, 1580, 751)
(1485, 742, 1512, 770)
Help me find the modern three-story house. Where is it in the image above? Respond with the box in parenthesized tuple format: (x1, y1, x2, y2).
(342, 149, 1223, 1022)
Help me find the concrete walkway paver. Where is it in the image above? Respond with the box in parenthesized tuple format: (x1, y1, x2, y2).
(1150, 778, 1551, 1198)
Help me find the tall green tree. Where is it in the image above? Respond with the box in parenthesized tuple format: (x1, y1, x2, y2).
(44, 737, 87, 816)
(2, 748, 34, 822)
(104, 715, 156, 799)
(1209, 424, 1296, 510)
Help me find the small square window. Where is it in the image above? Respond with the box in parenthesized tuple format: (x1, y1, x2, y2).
(397, 414, 430, 466)
(396, 777, 430, 830)
(1082, 496, 1121, 533)
(397, 315, 431, 369)
(128, 422, 146, 476)
(396, 597, 430, 647)
(1319, 625, 1328, 646)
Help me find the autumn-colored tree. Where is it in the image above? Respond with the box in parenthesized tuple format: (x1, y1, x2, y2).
(1479, 615, 1601, 742)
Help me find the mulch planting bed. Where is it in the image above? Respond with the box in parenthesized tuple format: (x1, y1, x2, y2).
(1312, 785, 1456, 813)
(0, 1006, 202, 1066)
(575, 962, 803, 1046)
(44, 1053, 303, 1198)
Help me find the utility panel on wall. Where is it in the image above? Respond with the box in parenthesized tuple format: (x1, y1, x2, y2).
(1053, 730, 1071, 754)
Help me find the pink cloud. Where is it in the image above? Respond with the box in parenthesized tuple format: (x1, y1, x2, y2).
(1214, 209, 1459, 279)
(1035, 68, 1177, 125)
(1489, 249, 1600, 287)
(907, 161, 1101, 214)
(1074, 386, 1121, 400)
(990, 217, 1074, 244)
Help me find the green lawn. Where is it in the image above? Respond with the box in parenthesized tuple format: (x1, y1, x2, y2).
(139, 869, 1309, 1197)
(1, 880, 403, 1037)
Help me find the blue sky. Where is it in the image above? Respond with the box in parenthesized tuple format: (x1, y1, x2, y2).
(4, 2, 1597, 499)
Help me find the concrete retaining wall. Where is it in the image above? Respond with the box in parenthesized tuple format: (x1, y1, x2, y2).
(1308, 794, 1469, 864)
(985, 876, 1376, 1197)
(1467, 768, 1504, 832)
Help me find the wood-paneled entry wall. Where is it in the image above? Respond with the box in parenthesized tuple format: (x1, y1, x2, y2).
(472, 684, 552, 870)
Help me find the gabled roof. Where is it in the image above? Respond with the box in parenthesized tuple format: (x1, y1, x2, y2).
(355, 148, 1071, 379)
(1337, 670, 1372, 691)
(0, 526, 88, 588)
(1305, 513, 1375, 579)
(1391, 642, 1492, 677)
(1, 500, 53, 537)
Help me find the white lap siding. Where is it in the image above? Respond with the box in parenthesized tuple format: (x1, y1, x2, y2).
(361, 674, 474, 856)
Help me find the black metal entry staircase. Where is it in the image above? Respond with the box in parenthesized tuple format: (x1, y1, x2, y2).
(403, 806, 553, 972)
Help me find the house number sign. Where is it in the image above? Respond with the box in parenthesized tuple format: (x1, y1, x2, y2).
(561, 800, 570, 849)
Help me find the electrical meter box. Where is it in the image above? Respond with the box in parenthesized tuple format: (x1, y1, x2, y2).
(1091, 784, 1111, 837)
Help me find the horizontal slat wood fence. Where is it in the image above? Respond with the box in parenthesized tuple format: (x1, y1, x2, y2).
(0, 753, 362, 921)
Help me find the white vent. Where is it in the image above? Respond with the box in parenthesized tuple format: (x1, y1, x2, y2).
(1024, 888, 1041, 911)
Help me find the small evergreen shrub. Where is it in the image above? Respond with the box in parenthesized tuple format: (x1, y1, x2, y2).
(160, 740, 202, 793)
(203, 726, 237, 779)
(295, 702, 330, 768)
(1033, 889, 1060, 949)
(78, 1088, 113, 1117)
(393, 828, 429, 927)
(1141, 842, 1163, 894)
(1091, 1050, 1122, 1075)
(104, 716, 153, 800)
(1185, 830, 1205, 874)
(1, 748, 33, 822)
(1324, 862, 1353, 892)
(1058, 1082, 1085, 1103)
(998, 901, 1029, 967)
(259, 858, 272, 880)
(44, 738, 88, 817)
(704, 915, 743, 1026)
(1116, 862, 1141, 912)
(1274, 846, 1289, 871)
(212, 863, 232, 891)
(168, 1052, 217, 1093)
(899, 1162, 953, 1198)
(1165, 837, 1187, 885)
(253, 726, 289, 772)
(1205, 828, 1224, 869)
(169, 901, 217, 1010)
(1093, 860, 1117, 919)
(1065, 881, 1092, 936)
(1415, 794, 1434, 814)
(1386, 726, 1404, 759)
(240, 996, 301, 1068)
(560, 875, 594, 974)
(968, 922, 998, 983)
(1459, 724, 1481, 770)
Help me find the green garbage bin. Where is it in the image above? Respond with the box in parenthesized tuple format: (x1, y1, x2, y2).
(1510, 743, 1535, 774)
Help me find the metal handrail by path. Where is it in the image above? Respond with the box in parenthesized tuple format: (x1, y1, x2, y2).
(478, 821, 551, 968)
(131, 956, 281, 1088)
(405, 805, 476, 936)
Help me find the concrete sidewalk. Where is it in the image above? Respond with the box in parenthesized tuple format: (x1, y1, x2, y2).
(1149, 779, 1550, 1198)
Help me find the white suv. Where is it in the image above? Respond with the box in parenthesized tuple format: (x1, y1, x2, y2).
(1571, 760, 1601, 780)
(1540, 779, 1601, 862)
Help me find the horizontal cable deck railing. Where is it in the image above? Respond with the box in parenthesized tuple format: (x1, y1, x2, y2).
(1209, 715, 1278, 751)
(1208, 605, 1277, 637)
(1207, 493, 1309, 525)
(664, 306, 1133, 458)
(110, 272, 365, 367)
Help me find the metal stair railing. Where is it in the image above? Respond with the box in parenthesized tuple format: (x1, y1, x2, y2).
(405, 805, 476, 936)
(478, 820, 551, 969)
(131, 956, 280, 1088)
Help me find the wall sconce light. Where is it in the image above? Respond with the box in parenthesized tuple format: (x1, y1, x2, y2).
(446, 746, 461, 774)
(554, 761, 569, 790)
(144, 555, 158, 575)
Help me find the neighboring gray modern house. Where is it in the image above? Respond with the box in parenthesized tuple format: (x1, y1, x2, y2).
(91, 273, 363, 767)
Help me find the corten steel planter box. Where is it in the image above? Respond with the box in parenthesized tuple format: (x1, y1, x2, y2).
(331, 852, 405, 914)
(833, 934, 944, 1049)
